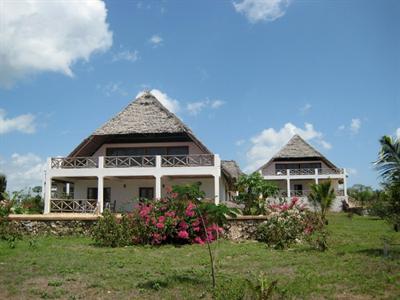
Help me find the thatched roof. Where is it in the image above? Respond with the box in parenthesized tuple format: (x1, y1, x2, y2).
(258, 134, 337, 170)
(94, 92, 190, 135)
(222, 160, 244, 181)
(69, 92, 211, 156)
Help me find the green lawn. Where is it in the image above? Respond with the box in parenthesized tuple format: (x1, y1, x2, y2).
(0, 214, 399, 299)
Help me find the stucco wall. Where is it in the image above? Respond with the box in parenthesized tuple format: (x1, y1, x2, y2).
(70, 177, 224, 212)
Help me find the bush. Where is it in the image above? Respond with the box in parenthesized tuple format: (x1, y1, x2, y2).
(91, 210, 128, 247)
(127, 196, 222, 245)
(256, 198, 309, 249)
(256, 198, 327, 250)
(0, 200, 22, 245)
(92, 190, 227, 247)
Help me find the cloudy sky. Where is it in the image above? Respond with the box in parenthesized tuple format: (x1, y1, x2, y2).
(0, 0, 399, 191)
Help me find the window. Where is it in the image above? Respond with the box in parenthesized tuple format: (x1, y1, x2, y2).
(87, 188, 98, 199)
(139, 187, 154, 200)
(87, 187, 111, 201)
(276, 162, 322, 170)
(106, 146, 189, 156)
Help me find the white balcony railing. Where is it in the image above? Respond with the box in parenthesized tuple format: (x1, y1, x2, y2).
(264, 168, 344, 176)
(50, 154, 216, 169)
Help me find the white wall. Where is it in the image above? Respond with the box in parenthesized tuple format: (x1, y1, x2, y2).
(71, 176, 226, 212)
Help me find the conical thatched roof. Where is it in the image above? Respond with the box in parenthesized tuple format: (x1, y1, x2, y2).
(69, 92, 211, 156)
(94, 92, 191, 135)
(258, 134, 337, 170)
(274, 135, 326, 159)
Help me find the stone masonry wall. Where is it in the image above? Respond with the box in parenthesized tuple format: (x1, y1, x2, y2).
(9, 216, 268, 240)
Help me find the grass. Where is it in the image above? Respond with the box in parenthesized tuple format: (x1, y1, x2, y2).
(0, 213, 399, 299)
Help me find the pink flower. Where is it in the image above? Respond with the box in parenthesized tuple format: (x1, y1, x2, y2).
(194, 237, 205, 245)
(192, 219, 201, 227)
(165, 211, 176, 218)
(185, 202, 196, 217)
(156, 222, 164, 229)
(158, 216, 166, 223)
(179, 221, 189, 230)
(193, 226, 201, 232)
(178, 230, 189, 239)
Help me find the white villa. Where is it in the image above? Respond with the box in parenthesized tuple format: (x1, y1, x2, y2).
(258, 135, 348, 211)
(43, 92, 242, 214)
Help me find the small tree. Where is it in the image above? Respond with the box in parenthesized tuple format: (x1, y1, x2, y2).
(235, 172, 278, 215)
(347, 184, 375, 208)
(0, 174, 6, 201)
(309, 181, 336, 221)
(374, 135, 400, 230)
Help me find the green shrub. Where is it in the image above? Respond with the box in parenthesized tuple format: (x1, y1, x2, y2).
(256, 198, 308, 249)
(91, 210, 127, 247)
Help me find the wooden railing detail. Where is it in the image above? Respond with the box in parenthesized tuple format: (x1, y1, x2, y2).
(265, 168, 344, 176)
(51, 157, 98, 169)
(104, 156, 156, 168)
(50, 199, 97, 213)
(161, 154, 214, 167)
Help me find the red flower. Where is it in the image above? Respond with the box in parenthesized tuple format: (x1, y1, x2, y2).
(194, 237, 205, 245)
(178, 230, 189, 239)
(179, 221, 189, 230)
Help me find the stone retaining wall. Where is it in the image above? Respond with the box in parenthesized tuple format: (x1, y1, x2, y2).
(8, 214, 269, 240)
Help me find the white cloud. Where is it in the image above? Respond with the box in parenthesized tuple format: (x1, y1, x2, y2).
(396, 128, 400, 139)
(347, 168, 358, 176)
(350, 118, 361, 134)
(300, 103, 312, 115)
(0, 153, 46, 191)
(236, 139, 246, 146)
(98, 82, 128, 97)
(0, 109, 36, 134)
(0, 0, 113, 87)
(186, 100, 225, 115)
(233, 0, 291, 23)
(149, 35, 163, 47)
(112, 50, 139, 62)
(136, 89, 180, 113)
(338, 118, 362, 135)
(245, 122, 331, 172)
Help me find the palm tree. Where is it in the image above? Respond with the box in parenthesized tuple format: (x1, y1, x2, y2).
(309, 181, 336, 221)
(375, 135, 400, 186)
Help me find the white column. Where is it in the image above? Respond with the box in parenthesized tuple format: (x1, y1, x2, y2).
(155, 176, 162, 199)
(286, 176, 291, 199)
(214, 175, 220, 205)
(97, 176, 104, 214)
(343, 168, 348, 197)
(44, 172, 52, 214)
(315, 168, 319, 184)
(66, 183, 70, 196)
(156, 155, 161, 168)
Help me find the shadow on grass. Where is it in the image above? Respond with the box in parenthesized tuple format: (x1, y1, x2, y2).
(137, 273, 207, 291)
(356, 248, 400, 259)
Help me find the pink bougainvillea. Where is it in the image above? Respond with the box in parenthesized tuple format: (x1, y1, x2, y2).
(127, 190, 222, 245)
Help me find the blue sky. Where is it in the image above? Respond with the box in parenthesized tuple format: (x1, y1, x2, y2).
(0, 0, 399, 191)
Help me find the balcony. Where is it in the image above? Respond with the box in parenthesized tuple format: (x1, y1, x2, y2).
(263, 168, 345, 177)
(50, 154, 216, 170)
(275, 189, 345, 198)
